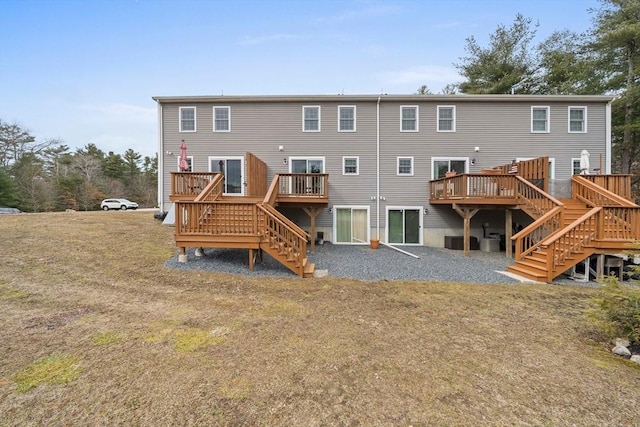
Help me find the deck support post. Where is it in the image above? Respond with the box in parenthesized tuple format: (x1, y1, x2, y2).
(596, 254, 605, 278)
(303, 206, 322, 252)
(178, 247, 188, 263)
(505, 209, 513, 258)
(249, 248, 255, 271)
(453, 205, 479, 256)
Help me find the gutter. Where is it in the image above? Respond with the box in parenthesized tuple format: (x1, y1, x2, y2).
(605, 99, 612, 174)
(376, 96, 381, 240)
(156, 101, 164, 211)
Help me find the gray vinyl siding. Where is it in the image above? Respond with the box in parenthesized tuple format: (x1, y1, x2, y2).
(156, 95, 611, 245)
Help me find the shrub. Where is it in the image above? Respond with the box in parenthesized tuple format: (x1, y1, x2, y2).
(588, 273, 640, 344)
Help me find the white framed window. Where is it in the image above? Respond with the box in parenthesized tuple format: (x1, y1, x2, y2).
(303, 106, 321, 132)
(397, 157, 414, 176)
(400, 106, 418, 132)
(338, 105, 356, 132)
(208, 156, 245, 195)
(342, 156, 359, 175)
(179, 107, 196, 132)
(571, 158, 581, 175)
(568, 106, 587, 133)
(431, 157, 468, 179)
(333, 205, 370, 245)
(213, 106, 230, 132)
(531, 106, 550, 133)
(437, 105, 456, 132)
(177, 156, 193, 172)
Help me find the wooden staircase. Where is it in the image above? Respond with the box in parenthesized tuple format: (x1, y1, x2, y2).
(508, 176, 639, 283)
(508, 198, 593, 282)
(171, 171, 316, 278)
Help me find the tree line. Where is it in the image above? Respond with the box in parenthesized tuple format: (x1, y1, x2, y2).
(418, 0, 639, 192)
(2, 0, 637, 212)
(0, 120, 157, 212)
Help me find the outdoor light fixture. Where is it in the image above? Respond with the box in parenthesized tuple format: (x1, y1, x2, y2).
(165, 151, 173, 155)
(279, 145, 284, 151)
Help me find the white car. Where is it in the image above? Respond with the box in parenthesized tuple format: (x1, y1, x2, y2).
(101, 199, 139, 211)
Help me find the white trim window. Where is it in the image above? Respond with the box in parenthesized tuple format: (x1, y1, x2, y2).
(303, 106, 321, 132)
(437, 105, 456, 132)
(432, 157, 468, 179)
(338, 105, 356, 132)
(342, 156, 359, 175)
(177, 156, 193, 172)
(571, 158, 581, 175)
(400, 106, 418, 132)
(568, 106, 587, 133)
(213, 106, 230, 132)
(397, 157, 414, 176)
(179, 106, 196, 132)
(531, 106, 550, 133)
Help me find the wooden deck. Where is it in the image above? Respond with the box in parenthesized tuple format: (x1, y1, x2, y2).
(429, 158, 639, 283)
(169, 155, 328, 277)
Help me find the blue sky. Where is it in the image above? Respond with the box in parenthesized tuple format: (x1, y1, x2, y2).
(0, 0, 600, 158)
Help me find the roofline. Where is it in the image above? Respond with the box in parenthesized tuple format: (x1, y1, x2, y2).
(152, 94, 616, 104)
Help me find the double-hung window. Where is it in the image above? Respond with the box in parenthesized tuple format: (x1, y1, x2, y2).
(531, 106, 550, 133)
(397, 157, 414, 176)
(179, 107, 196, 132)
(303, 106, 320, 132)
(343, 157, 359, 175)
(213, 106, 230, 132)
(568, 106, 586, 133)
(338, 106, 356, 132)
(400, 106, 418, 132)
(437, 106, 456, 132)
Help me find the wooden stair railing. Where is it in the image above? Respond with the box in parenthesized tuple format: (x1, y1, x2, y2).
(572, 175, 637, 208)
(194, 173, 224, 202)
(512, 176, 565, 261)
(508, 176, 640, 283)
(257, 203, 311, 277)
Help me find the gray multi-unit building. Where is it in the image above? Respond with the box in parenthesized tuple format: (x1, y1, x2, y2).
(153, 94, 614, 248)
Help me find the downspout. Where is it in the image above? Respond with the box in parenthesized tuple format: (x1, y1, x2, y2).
(156, 100, 164, 211)
(376, 96, 381, 240)
(605, 99, 612, 174)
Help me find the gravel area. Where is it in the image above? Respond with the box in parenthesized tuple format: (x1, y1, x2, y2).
(165, 243, 601, 287)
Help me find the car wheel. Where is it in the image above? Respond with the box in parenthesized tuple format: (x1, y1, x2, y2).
(120, 205, 127, 211)
(102, 206, 109, 211)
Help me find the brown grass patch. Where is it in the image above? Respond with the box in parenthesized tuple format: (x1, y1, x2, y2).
(0, 211, 639, 425)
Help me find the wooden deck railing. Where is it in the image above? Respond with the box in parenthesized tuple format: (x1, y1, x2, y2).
(170, 172, 218, 199)
(580, 174, 633, 201)
(176, 200, 264, 235)
(258, 204, 309, 265)
(276, 173, 329, 199)
(430, 174, 518, 200)
(493, 157, 549, 192)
